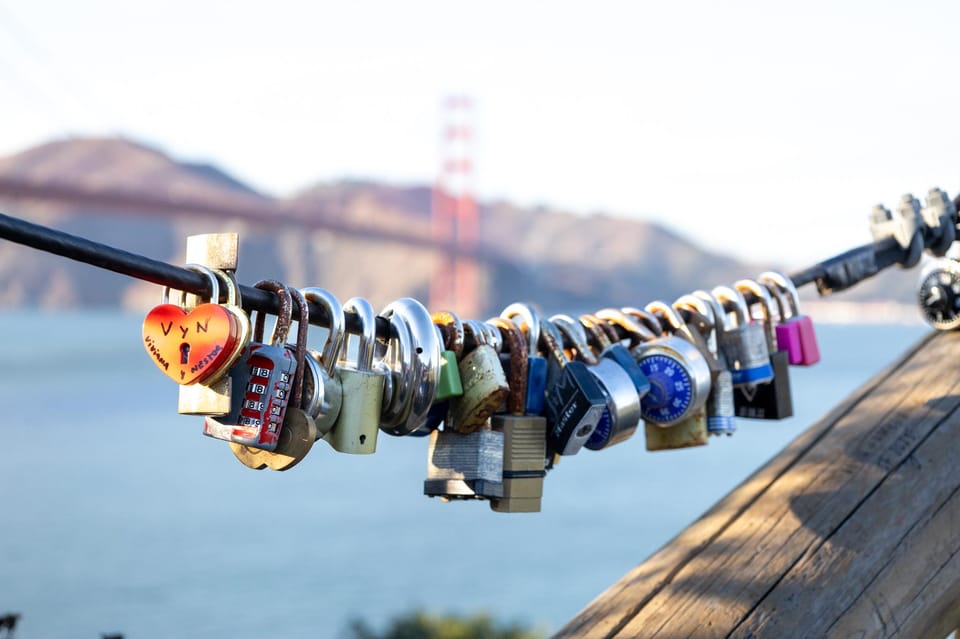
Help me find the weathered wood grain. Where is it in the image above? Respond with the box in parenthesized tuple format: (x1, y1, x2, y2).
(554, 331, 960, 639)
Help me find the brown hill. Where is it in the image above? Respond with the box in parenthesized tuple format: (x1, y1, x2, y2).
(0, 136, 919, 317)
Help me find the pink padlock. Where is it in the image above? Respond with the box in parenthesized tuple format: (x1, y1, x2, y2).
(760, 271, 820, 366)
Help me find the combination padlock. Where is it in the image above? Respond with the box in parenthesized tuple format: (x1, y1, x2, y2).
(500, 302, 548, 416)
(539, 319, 606, 456)
(674, 294, 736, 436)
(758, 271, 821, 366)
(175, 266, 252, 416)
(552, 314, 641, 451)
(446, 319, 509, 434)
(297, 288, 344, 437)
(733, 279, 794, 420)
(204, 280, 298, 451)
(921, 187, 957, 256)
(378, 298, 441, 436)
(487, 317, 547, 513)
(230, 287, 316, 470)
(711, 286, 774, 387)
(619, 307, 711, 429)
(641, 303, 712, 450)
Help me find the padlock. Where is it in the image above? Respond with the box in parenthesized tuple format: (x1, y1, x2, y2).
(674, 294, 736, 436)
(325, 297, 387, 454)
(921, 187, 957, 256)
(758, 271, 821, 366)
(870, 200, 924, 268)
(640, 303, 712, 450)
(378, 298, 441, 436)
(552, 314, 641, 451)
(732, 280, 794, 420)
(580, 312, 651, 401)
(230, 288, 316, 470)
(142, 264, 243, 387)
(446, 320, 509, 434)
(619, 307, 711, 428)
(539, 319, 607, 456)
(177, 267, 252, 415)
(298, 287, 344, 436)
(711, 286, 774, 386)
(423, 427, 505, 500)
(486, 317, 547, 513)
(203, 280, 298, 451)
(500, 302, 548, 415)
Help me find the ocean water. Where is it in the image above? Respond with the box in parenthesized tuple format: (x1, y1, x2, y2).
(0, 312, 928, 638)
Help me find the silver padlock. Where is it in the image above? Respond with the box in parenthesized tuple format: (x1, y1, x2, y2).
(326, 297, 386, 454)
(298, 287, 344, 436)
(620, 307, 711, 426)
(378, 298, 441, 436)
(675, 294, 736, 437)
(921, 187, 957, 256)
(710, 286, 774, 387)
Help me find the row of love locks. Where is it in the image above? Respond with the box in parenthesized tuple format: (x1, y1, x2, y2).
(142, 258, 820, 513)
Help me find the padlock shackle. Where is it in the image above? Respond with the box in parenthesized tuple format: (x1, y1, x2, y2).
(758, 271, 802, 317)
(621, 307, 664, 338)
(252, 280, 293, 345)
(287, 288, 310, 409)
(301, 287, 345, 377)
(500, 302, 541, 357)
(710, 286, 749, 329)
(180, 263, 221, 308)
(579, 313, 614, 351)
(488, 317, 529, 416)
(595, 308, 656, 347)
(431, 310, 465, 359)
(342, 297, 377, 370)
(550, 314, 599, 365)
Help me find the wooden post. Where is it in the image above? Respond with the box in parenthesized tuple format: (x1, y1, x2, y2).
(555, 331, 960, 638)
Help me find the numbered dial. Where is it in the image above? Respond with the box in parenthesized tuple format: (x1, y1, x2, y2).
(636, 352, 696, 425)
(919, 266, 960, 330)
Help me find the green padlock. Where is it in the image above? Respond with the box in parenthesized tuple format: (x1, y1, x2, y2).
(432, 310, 464, 401)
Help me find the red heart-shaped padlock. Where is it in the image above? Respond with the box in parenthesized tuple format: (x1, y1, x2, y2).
(142, 302, 238, 385)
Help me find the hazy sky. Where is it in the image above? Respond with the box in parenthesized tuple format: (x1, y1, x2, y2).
(2, 0, 959, 265)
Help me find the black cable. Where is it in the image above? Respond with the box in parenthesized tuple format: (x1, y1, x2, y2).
(0, 213, 392, 337)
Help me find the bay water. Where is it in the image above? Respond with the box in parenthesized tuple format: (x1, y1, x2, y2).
(0, 312, 928, 638)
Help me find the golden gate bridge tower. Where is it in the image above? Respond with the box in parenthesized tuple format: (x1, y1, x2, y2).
(430, 95, 479, 317)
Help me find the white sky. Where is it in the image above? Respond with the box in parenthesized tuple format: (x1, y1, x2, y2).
(2, 0, 959, 266)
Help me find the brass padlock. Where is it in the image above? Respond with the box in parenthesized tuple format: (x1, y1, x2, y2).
(487, 317, 547, 514)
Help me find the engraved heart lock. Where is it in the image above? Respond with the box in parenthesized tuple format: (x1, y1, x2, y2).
(142, 264, 242, 386)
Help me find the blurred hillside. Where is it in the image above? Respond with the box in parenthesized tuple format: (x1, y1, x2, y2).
(0, 137, 920, 316)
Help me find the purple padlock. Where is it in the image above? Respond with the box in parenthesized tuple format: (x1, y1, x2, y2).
(760, 271, 820, 366)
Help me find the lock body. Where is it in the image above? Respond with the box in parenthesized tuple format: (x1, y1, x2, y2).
(584, 358, 642, 450)
(424, 428, 504, 499)
(490, 414, 547, 513)
(448, 344, 509, 433)
(205, 343, 297, 450)
(734, 349, 794, 419)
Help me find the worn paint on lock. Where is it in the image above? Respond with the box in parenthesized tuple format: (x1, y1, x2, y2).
(644, 409, 708, 451)
(448, 345, 509, 433)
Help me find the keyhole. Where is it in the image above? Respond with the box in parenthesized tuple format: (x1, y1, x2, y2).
(180, 343, 191, 364)
(359, 435, 367, 445)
